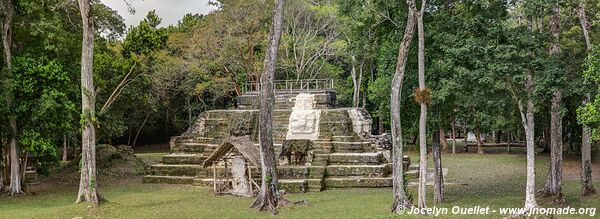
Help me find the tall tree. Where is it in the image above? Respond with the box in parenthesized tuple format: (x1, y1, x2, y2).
(390, 0, 416, 212)
(540, 3, 564, 201)
(575, 0, 596, 196)
(408, 0, 428, 209)
(0, 0, 21, 195)
(75, 0, 101, 205)
(251, 0, 285, 214)
(433, 110, 444, 203)
(507, 16, 539, 211)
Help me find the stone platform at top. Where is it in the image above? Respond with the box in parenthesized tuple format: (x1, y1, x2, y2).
(237, 79, 337, 110)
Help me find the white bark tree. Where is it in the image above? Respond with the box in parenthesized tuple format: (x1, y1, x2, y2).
(75, 0, 101, 206)
(408, 0, 428, 210)
(508, 17, 538, 210)
(282, 0, 338, 80)
(0, 0, 21, 195)
(390, 0, 416, 212)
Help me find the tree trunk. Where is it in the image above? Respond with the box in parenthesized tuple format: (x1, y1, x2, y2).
(508, 132, 512, 153)
(351, 55, 358, 107)
(439, 126, 449, 151)
(524, 94, 537, 210)
(433, 114, 444, 204)
(1, 0, 21, 195)
(132, 114, 150, 147)
(575, 0, 596, 196)
(0, 135, 3, 190)
(475, 123, 484, 154)
(463, 121, 468, 152)
(351, 56, 365, 108)
(76, 0, 101, 206)
(515, 18, 539, 211)
(62, 134, 68, 161)
(541, 5, 564, 201)
(451, 116, 456, 154)
(390, 1, 416, 212)
(542, 91, 564, 200)
(409, 0, 428, 210)
(251, 0, 285, 214)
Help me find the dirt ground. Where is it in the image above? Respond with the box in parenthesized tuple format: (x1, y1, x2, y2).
(562, 154, 600, 181)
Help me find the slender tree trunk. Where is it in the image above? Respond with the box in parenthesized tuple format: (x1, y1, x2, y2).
(62, 134, 68, 161)
(451, 116, 456, 154)
(132, 114, 150, 147)
(433, 112, 444, 203)
(518, 18, 539, 211)
(1, 0, 20, 195)
(351, 55, 358, 107)
(541, 5, 564, 201)
(408, 0, 428, 210)
(542, 90, 563, 199)
(475, 123, 484, 154)
(524, 91, 537, 210)
(251, 0, 285, 214)
(575, 0, 596, 196)
(76, 0, 100, 206)
(508, 132, 512, 153)
(439, 126, 449, 151)
(463, 121, 468, 152)
(390, 1, 416, 212)
(0, 135, 3, 190)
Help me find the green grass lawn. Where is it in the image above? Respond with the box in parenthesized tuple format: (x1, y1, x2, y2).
(0, 152, 598, 219)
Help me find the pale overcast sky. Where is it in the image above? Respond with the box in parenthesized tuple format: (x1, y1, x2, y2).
(101, 0, 217, 27)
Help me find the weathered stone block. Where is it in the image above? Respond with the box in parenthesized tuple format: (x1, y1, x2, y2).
(326, 164, 389, 177)
(324, 177, 392, 188)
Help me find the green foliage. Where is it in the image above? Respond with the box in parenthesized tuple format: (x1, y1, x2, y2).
(122, 10, 169, 57)
(578, 48, 600, 140)
(19, 131, 59, 172)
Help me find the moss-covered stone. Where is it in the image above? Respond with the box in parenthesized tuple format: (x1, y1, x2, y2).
(162, 154, 208, 165)
(278, 166, 309, 179)
(150, 164, 203, 176)
(324, 177, 392, 188)
(308, 166, 326, 179)
(328, 153, 382, 164)
(326, 164, 389, 177)
(279, 179, 307, 193)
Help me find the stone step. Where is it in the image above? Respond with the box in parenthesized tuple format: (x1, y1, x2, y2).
(150, 164, 203, 177)
(331, 135, 357, 142)
(279, 179, 307, 193)
(143, 175, 194, 184)
(171, 143, 218, 153)
(278, 166, 309, 179)
(162, 154, 208, 164)
(326, 164, 390, 177)
(328, 141, 373, 153)
(324, 176, 392, 188)
(409, 164, 419, 171)
(405, 169, 419, 177)
(328, 152, 382, 165)
(192, 178, 313, 193)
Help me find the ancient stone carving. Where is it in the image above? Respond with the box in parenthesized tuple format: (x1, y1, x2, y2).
(286, 93, 321, 140)
(230, 156, 253, 197)
(279, 140, 313, 166)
